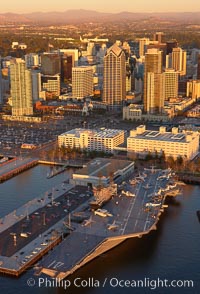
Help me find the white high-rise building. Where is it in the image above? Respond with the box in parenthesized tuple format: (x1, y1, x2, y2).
(10, 58, 33, 116)
(72, 66, 93, 99)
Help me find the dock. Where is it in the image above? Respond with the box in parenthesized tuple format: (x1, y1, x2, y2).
(38, 160, 85, 168)
(0, 157, 38, 183)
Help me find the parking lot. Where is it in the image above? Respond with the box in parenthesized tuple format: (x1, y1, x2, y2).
(0, 185, 90, 257)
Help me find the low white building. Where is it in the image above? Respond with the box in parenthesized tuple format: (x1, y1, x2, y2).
(58, 128, 126, 154)
(127, 125, 199, 160)
(71, 158, 134, 187)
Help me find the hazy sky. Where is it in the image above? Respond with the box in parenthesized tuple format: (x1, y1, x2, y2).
(1, 0, 200, 13)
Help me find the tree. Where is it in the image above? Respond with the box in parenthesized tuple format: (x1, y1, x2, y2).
(176, 156, 183, 167)
(145, 151, 153, 161)
(166, 156, 175, 168)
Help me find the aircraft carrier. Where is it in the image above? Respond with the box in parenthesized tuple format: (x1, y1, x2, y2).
(0, 166, 180, 278)
(35, 167, 179, 280)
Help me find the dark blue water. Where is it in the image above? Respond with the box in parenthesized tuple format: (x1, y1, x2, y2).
(0, 166, 199, 294)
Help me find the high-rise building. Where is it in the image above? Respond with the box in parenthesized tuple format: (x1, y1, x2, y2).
(146, 43, 167, 66)
(171, 47, 186, 76)
(10, 58, 33, 116)
(153, 32, 164, 44)
(103, 44, 126, 109)
(144, 49, 163, 114)
(31, 70, 41, 102)
(72, 66, 93, 99)
(61, 54, 73, 82)
(25, 53, 39, 68)
(187, 80, 200, 100)
(97, 44, 107, 63)
(87, 42, 96, 56)
(162, 69, 179, 100)
(166, 40, 178, 55)
(59, 49, 79, 67)
(197, 54, 200, 79)
(139, 38, 150, 57)
(41, 53, 61, 75)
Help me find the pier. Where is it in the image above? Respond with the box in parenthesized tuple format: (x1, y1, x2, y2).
(0, 158, 38, 183)
(38, 160, 85, 168)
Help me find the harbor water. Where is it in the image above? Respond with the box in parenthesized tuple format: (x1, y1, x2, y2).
(0, 165, 199, 294)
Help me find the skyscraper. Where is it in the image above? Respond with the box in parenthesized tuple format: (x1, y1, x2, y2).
(187, 80, 200, 100)
(144, 49, 163, 114)
(162, 69, 178, 100)
(103, 44, 126, 110)
(10, 58, 33, 116)
(166, 40, 178, 55)
(139, 38, 150, 57)
(31, 69, 41, 102)
(41, 53, 61, 75)
(72, 66, 93, 99)
(59, 49, 79, 67)
(153, 32, 164, 44)
(25, 53, 39, 68)
(171, 47, 186, 76)
(61, 54, 73, 82)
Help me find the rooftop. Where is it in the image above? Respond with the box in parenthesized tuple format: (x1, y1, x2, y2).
(74, 158, 133, 178)
(60, 128, 124, 139)
(129, 128, 196, 143)
(106, 44, 123, 57)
